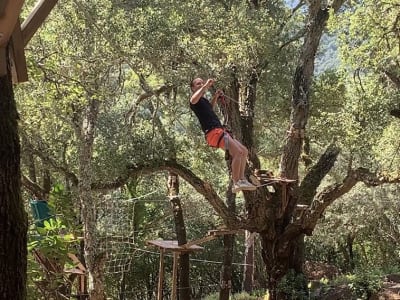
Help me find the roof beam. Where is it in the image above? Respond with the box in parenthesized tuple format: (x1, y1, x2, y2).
(21, 0, 58, 46)
(0, 0, 25, 47)
(10, 18, 27, 82)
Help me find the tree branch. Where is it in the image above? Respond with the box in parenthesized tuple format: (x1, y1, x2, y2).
(21, 130, 79, 186)
(384, 70, 400, 89)
(282, 167, 400, 241)
(21, 175, 47, 199)
(124, 77, 173, 124)
(92, 159, 242, 228)
(390, 109, 400, 118)
(299, 143, 340, 204)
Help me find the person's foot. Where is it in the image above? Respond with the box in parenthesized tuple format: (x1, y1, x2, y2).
(232, 180, 257, 193)
(232, 182, 242, 193)
(239, 179, 257, 191)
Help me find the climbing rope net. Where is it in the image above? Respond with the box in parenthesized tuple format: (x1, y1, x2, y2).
(96, 192, 161, 275)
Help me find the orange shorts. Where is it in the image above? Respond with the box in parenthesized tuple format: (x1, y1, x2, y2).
(205, 128, 229, 149)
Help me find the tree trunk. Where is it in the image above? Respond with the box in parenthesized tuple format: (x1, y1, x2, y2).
(258, 4, 345, 298)
(219, 234, 234, 300)
(0, 50, 27, 300)
(219, 187, 236, 300)
(347, 233, 356, 271)
(242, 231, 255, 293)
(75, 97, 106, 300)
(168, 172, 190, 300)
(217, 70, 243, 300)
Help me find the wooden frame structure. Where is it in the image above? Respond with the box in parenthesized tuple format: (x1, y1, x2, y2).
(147, 228, 244, 300)
(32, 250, 88, 299)
(147, 240, 204, 300)
(0, 0, 58, 82)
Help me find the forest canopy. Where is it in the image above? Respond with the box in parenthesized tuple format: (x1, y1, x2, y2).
(10, 0, 400, 299)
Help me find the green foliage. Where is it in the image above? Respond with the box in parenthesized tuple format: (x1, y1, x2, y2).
(28, 218, 77, 259)
(17, 0, 400, 298)
(203, 291, 262, 300)
(334, 271, 383, 299)
(306, 185, 400, 276)
(277, 269, 309, 300)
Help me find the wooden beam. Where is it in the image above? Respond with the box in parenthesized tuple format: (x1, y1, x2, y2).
(182, 235, 216, 249)
(21, 0, 58, 46)
(0, 0, 24, 47)
(67, 253, 86, 272)
(171, 252, 178, 300)
(157, 249, 165, 300)
(10, 18, 27, 82)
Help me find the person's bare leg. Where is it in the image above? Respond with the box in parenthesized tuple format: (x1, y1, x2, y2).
(235, 140, 248, 180)
(226, 136, 245, 183)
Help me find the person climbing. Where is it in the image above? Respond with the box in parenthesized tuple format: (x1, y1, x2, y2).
(190, 77, 256, 193)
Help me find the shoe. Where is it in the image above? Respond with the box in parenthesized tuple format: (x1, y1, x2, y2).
(232, 181, 242, 193)
(231, 180, 257, 193)
(239, 179, 257, 191)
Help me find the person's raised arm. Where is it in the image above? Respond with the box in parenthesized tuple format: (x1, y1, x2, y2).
(190, 78, 215, 104)
(211, 89, 223, 108)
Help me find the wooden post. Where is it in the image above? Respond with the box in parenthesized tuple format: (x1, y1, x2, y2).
(157, 249, 165, 300)
(171, 252, 179, 300)
(147, 240, 203, 300)
(10, 18, 27, 82)
(0, 0, 25, 48)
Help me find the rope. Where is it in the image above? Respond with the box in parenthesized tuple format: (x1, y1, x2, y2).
(221, 93, 240, 104)
(215, 92, 240, 128)
(131, 246, 254, 267)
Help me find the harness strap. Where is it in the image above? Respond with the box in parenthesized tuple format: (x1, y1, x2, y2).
(217, 131, 225, 148)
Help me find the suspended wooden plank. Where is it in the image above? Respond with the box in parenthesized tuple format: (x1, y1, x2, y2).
(207, 229, 244, 236)
(21, 0, 58, 46)
(0, 0, 25, 47)
(182, 235, 216, 249)
(147, 240, 203, 253)
(182, 229, 244, 249)
(10, 18, 27, 82)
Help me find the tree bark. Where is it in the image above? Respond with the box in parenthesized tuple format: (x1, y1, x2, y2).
(168, 172, 190, 300)
(219, 186, 236, 300)
(0, 49, 27, 300)
(75, 97, 106, 300)
(264, 2, 346, 298)
(239, 68, 260, 294)
(242, 231, 255, 293)
(219, 233, 234, 300)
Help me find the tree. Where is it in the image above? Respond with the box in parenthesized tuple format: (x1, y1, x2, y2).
(0, 49, 27, 299)
(17, 0, 400, 299)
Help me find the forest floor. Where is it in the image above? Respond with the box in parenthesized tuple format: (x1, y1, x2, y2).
(304, 261, 400, 299)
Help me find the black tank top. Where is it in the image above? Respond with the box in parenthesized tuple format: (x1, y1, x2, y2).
(190, 97, 222, 133)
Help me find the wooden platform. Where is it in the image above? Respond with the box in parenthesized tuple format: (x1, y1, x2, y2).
(251, 169, 296, 187)
(147, 229, 244, 300)
(147, 240, 203, 300)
